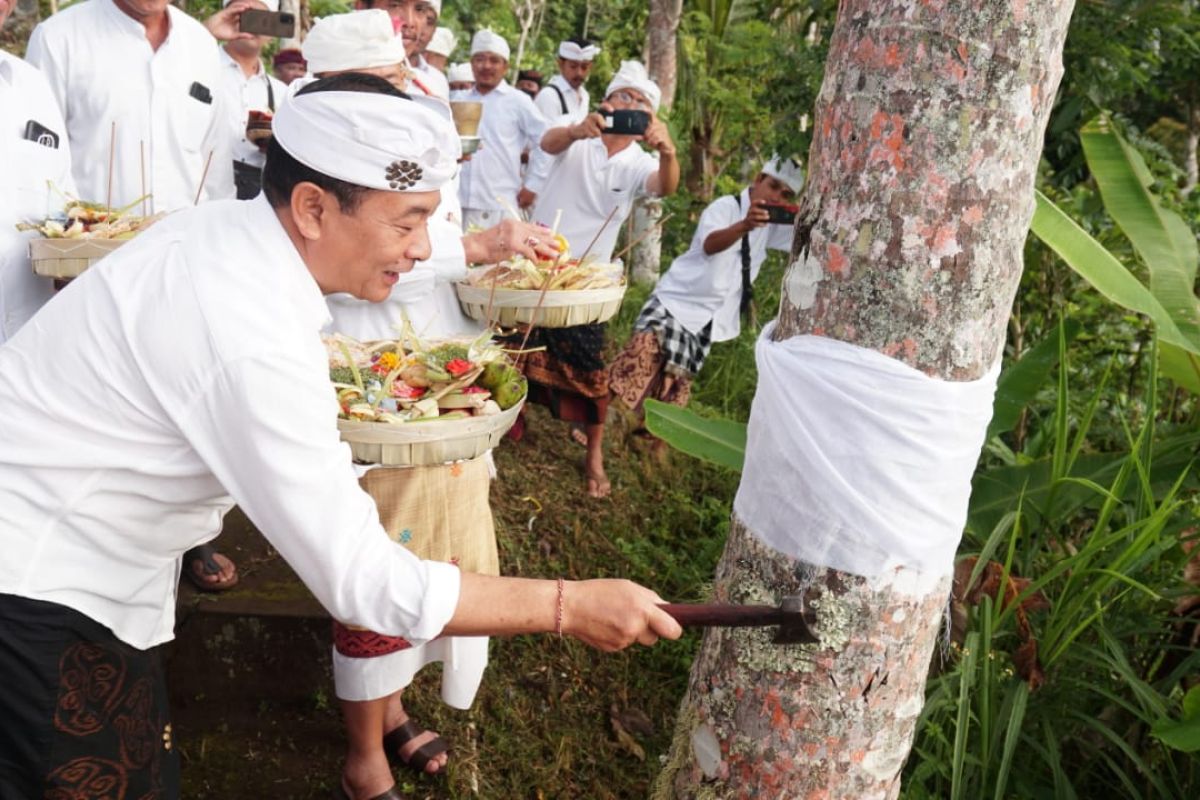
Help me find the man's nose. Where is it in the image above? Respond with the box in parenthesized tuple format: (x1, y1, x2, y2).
(396, 6, 419, 30)
(408, 222, 433, 262)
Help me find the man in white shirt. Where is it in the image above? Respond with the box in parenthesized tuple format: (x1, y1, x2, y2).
(354, 0, 450, 101)
(522, 61, 680, 498)
(458, 29, 548, 228)
(524, 37, 600, 207)
(214, 0, 288, 199)
(0, 74, 679, 799)
(26, 0, 237, 212)
(610, 158, 804, 432)
(0, 0, 76, 345)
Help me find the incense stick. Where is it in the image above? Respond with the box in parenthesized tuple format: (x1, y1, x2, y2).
(193, 150, 214, 206)
(105, 122, 116, 212)
(496, 194, 522, 222)
(139, 141, 147, 217)
(611, 212, 675, 263)
(573, 205, 620, 266)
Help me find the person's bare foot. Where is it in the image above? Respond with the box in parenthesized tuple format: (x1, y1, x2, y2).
(183, 545, 238, 591)
(585, 468, 611, 498)
(340, 749, 396, 800)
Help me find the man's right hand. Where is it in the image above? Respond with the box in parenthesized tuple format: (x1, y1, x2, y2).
(204, 0, 255, 42)
(561, 579, 683, 651)
(742, 201, 771, 232)
(570, 111, 608, 142)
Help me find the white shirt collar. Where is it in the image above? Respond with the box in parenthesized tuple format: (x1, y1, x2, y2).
(219, 46, 264, 78)
(100, 0, 167, 38)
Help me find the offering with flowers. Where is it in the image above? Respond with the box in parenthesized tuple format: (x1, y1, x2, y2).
(18, 196, 160, 241)
(326, 329, 527, 425)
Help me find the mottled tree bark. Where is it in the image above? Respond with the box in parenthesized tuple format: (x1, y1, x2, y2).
(629, 0, 683, 286)
(655, 2, 1075, 797)
(1185, 101, 1198, 196)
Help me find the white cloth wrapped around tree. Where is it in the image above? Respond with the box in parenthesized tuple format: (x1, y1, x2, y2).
(733, 323, 998, 577)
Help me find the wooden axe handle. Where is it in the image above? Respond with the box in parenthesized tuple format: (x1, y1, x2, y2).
(658, 603, 782, 628)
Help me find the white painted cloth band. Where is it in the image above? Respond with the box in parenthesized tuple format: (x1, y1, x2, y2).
(272, 90, 457, 192)
(558, 41, 600, 61)
(733, 324, 998, 577)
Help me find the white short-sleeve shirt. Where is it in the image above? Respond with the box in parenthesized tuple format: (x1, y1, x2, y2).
(530, 137, 659, 264)
(26, 0, 236, 212)
(456, 81, 547, 212)
(653, 188, 794, 342)
(0, 52, 76, 344)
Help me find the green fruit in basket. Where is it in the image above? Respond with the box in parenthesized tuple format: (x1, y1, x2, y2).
(478, 361, 509, 391)
(492, 375, 527, 410)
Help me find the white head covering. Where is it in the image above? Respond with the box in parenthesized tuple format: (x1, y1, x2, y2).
(470, 29, 511, 61)
(427, 27, 456, 58)
(761, 156, 805, 194)
(558, 40, 600, 61)
(302, 11, 405, 75)
(224, 0, 280, 11)
(426, 0, 442, 14)
(446, 62, 474, 83)
(273, 89, 457, 193)
(604, 60, 662, 112)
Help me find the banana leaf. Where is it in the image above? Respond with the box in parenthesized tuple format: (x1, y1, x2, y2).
(643, 399, 746, 473)
(988, 319, 1081, 439)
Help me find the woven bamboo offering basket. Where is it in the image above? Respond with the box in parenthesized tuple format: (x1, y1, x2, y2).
(29, 238, 125, 279)
(337, 397, 524, 467)
(455, 283, 627, 328)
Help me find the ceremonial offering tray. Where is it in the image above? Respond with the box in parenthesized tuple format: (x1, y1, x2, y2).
(29, 238, 126, 279)
(328, 331, 527, 467)
(455, 256, 626, 328)
(22, 198, 158, 279)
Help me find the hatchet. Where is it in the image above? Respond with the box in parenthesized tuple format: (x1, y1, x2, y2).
(659, 596, 818, 645)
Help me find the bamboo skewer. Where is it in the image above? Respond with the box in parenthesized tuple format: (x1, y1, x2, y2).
(611, 212, 675, 264)
(496, 194, 523, 222)
(105, 122, 116, 212)
(193, 150, 215, 206)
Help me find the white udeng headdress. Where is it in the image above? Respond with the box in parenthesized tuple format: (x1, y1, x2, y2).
(446, 62, 474, 83)
(272, 89, 457, 193)
(427, 27, 456, 57)
(302, 11, 405, 75)
(558, 40, 600, 61)
(470, 29, 511, 61)
(761, 156, 805, 194)
(604, 60, 662, 112)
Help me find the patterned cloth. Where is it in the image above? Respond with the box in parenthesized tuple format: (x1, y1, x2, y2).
(634, 294, 713, 377)
(332, 459, 498, 659)
(505, 324, 611, 425)
(0, 593, 179, 800)
(609, 295, 712, 418)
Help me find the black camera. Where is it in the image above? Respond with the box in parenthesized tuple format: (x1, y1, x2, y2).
(761, 203, 798, 225)
(600, 109, 651, 135)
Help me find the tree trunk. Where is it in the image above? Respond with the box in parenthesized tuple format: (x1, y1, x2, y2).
(655, 2, 1075, 797)
(629, 0, 684, 286)
(1185, 100, 1198, 196)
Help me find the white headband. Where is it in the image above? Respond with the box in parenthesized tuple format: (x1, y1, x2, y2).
(446, 62, 474, 83)
(302, 11, 405, 75)
(272, 89, 457, 193)
(761, 156, 805, 194)
(558, 40, 600, 61)
(224, 0, 280, 11)
(427, 27, 455, 57)
(426, 0, 442, 13)
(470, 29, 510, 61)
(604, 60, 661, 112)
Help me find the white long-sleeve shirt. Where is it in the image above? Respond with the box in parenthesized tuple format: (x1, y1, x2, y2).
(525, 74, 590, 194)
(653, 188, 794, 342)
(0, 196, 460, 649)
(26, 0, 235, 212)
(0, 51, 76, 344)
(457, 81, 547, 213)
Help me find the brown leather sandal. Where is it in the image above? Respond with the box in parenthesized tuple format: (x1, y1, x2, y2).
(331, 782, 404, 800)
(382, 719, 449, 775)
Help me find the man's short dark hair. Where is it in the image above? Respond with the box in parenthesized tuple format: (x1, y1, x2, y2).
(262, 73, 410, 213)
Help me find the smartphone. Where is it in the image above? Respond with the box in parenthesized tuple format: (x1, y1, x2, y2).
(239, 10, 296, 38)
(761, 203, 798, 225)
(600, 109, 651, 135)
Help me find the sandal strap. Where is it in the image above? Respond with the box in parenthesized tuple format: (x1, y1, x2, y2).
(383, 720, 448, 773)
(187, 543, 222, 576)
(382, 719, 423, 750)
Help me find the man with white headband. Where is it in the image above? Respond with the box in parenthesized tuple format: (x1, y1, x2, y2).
(611, 156, 804, 442)
(424, 26, 456, 72)
(0, 74, 680, 799)
(524, 36, 601, 207)
(447, 61, 474, 94)
(458, 28, 549, 226)
(213, 0, 289, 199)
(354, 0, 450, 101)
(521, 60, 679, 497)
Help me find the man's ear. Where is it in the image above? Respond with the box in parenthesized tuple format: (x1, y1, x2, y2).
(290, 182, 328, 241)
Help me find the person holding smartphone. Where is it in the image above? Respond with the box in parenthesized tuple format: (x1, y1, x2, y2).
(0, 0, 76, 345)
(609, 158, 804, 441)
(521, 60, 679, 498)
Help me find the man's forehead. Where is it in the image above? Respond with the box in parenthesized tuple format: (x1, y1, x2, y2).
(560, 58, 591, 68)
(611, 87, 648, 102)
(375, 0, 434, 11)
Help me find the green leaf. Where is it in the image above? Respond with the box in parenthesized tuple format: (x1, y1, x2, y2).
(1159, 343, 1200, 394)
(1080, 117, 1200, 341)
(1030, 192, 1200, 354)
(643, 399, 746, 473)
(1152, 686, 1200, 752)
(988, 319, 1081, 439)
